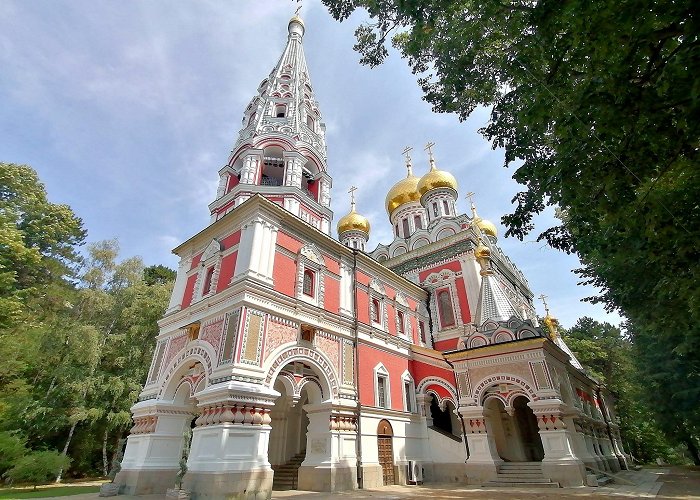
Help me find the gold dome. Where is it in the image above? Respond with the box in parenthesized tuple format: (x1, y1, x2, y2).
(417, 166, 458, 196)
(476, 218, 498, 238)
(475, 242, 491, 261)
(337, 209, 370, 235)
(385, 174, 421, 215)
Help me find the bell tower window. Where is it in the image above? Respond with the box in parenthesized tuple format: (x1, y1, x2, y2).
(414, 215, 422, 230)
(275, 104, 286, 118)
(402, 218, 410, 237)
(306, 114, 315, 130)
(443, 200, 450, 215)
(437, 289, 456, 327)
(202, 266, 215, 295)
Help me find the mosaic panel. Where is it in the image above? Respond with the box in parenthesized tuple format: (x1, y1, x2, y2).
(264, 316, 298, 360)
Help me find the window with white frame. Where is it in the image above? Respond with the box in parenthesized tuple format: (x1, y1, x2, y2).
(371, 297, 382, 324)
(402, 372, 415, 413)
(437, 288, 456, 327)
(195, 239, 223, 301)
(374, 364, 390, 409)
(418, 320, 427, 344)
(296, 244, 325, 307)
(396, 310, 405, 334)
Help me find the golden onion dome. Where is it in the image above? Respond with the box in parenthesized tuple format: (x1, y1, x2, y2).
(337, 208, 370, 235)
(417, 165, 458, 196)
(476, 218, 498, 238)
(475, 241, 491, 261)
(385, 174, 421, 215)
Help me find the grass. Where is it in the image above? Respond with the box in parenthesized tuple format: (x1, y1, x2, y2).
(0, 485, 100, 499)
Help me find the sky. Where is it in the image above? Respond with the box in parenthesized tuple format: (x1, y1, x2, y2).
(0, 0, 622, 328)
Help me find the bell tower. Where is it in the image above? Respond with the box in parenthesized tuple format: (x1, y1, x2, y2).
(209, 14, 333, 234)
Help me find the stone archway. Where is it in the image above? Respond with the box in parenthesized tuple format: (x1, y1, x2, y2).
(483, 395, 544, 462)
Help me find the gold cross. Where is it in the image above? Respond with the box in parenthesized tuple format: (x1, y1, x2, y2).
(402, 145, 413, 165)
(348, 185, 357, 208)
(295, 3, 302, 15)
(465, 191, 476, 205)
(538, 294, 550, 315)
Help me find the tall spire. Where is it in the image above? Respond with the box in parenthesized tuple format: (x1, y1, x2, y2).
(474, 236, 521, 325)
(230, 12, 327, 163)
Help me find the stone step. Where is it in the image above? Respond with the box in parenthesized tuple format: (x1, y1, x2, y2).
(485, 481, 560, 488)
(499, 463, 542, 468)
(491, 477, 553, 484)
(496, 473, 546, 479)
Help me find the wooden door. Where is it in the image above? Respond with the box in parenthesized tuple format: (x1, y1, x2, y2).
(378, 436, 394, 485)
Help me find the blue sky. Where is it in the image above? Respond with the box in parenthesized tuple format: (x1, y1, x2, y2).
(0, 0, 622, 328)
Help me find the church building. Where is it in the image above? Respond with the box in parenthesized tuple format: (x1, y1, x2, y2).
(115, 14, 629, 499)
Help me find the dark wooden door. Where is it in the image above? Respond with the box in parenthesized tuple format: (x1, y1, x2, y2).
(378, 436, 394, 485)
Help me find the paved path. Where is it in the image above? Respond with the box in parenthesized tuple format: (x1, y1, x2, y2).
(32, 467, 700, 500)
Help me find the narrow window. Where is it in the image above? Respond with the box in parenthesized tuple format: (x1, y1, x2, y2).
(442, 200, 450, 215)
(419, 321, 426, 344)
(303, 269, 314, 296)
(404, 381, 413, 412)
(301, 324, 315, 343)
(275, 104, 286, 118)
(414, 215, 422, 230)
(247, 112, 256, 126)
(437, 289, 455, 327)
(377, 376, 387, 408)
(395, 223, 400, 237)
(202, 266, 215, 295)
(306, 114, 315, 130)
(397, 311, 405, 333)
(433, 202, 439, 217)
(372, 298, 381, 323)
(402, 218, 410, 237)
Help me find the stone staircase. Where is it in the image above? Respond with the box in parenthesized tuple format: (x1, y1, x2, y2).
(483, 462, 560, 488)
(272, 451, 306, 490)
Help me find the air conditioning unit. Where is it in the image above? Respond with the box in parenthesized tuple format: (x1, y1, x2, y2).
(407, 460, 423, 485)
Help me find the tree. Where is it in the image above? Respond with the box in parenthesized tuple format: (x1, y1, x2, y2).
(322, 0, 699, 456)
(0, 431, 27, 476)
(3, 451, 71, 489)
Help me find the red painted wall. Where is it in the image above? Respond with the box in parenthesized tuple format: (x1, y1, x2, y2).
(323, 256, 340, 275)
(181, 274, 198, 308)
(216, 252, 237, 293)
(409, 359, 456, 387)
(324, 276, 339, 314)
(358, 344, 409, 410)
(455, 278, 471, 323)
(433, 338, 460, 351)
(227, 175, 239, 192)
(277, 231, 302, 253)
(190, 253, 202, 271)
(418, 260, 461, 282)
(221, 230, 241, 249)
(356, 288, 369, 324)
(272, 251, 297, 297)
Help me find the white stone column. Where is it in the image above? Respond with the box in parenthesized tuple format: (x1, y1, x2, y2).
(166, 256, 192, 315)
(216, 172, 229, 198)
(319, 178, 331, 207)
(233, 216, 278, 286)
(460, 406, 502, 485)
(339, 260, 353, 317)
(529, 400, 586, 487)
(240, 152, 262, 184)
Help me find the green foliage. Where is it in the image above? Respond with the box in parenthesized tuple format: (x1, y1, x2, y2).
(144, 265, 177, 286)
(0, 485, 100, 499)
(324, 0, 699, 462)
(3, 451, 71, 488)
(0, 432, 27, 475)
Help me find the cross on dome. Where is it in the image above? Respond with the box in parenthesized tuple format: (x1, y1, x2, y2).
(424, 141, 436, 169)
(402, 146, 414, 176)
(348, 185, 357, 211)
(538, 294, 551, 316)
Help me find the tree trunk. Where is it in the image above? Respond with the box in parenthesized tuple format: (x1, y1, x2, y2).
(685, 435, 700, 466)
(102, 428, 110, 476)
(55, 421, 78, 483)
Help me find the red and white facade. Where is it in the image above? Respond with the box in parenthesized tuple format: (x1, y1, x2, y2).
(115, 15, 628, 499)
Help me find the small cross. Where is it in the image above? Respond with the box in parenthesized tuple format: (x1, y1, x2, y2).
(424, 141, 435, 157)
(465, 191, 476, 206)
(538, 294, 550, 315)
(402, 145, 413, 165)
(295, 3, 302, 15)
(348, 185, 357, 209)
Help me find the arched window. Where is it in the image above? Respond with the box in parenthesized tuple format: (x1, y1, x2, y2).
(275, 104, 286, 118)
(397, 310, 405, 334)
(437, 289, 455, 327)
(303, 269, 314, 296)
(247, 112, 256, 126)
(202, 266, 215, 295)
(414, 215, 422, 230)
(402, 218, 410, 237)
(442, 200, 450, 215)
(433, 202, 439, 217)
(372, 298, 381, 323)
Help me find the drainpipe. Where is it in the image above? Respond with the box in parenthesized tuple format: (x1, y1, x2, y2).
(351, 249, 363, 488)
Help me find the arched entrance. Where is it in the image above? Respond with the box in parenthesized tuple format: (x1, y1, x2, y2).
(377, 419, 395, 485)
(428, 396, 461, 438)
(484, 395, 544, 462)
(268, 361, 326, 490)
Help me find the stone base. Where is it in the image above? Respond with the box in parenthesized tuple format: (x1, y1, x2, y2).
(541, 460, 586, 487)
(182, 469, 273, 500)
(359, 464, 383, 488)
(98, 482, 120, 497)
(297, 465, 357, 492)
(166, 488, 191, 499)
(464, 462, 499, 485)
(426, 463, 466, 483)
(114, 468, 178, 496)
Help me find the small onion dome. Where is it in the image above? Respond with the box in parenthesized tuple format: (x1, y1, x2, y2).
(475, 218, 498, 238)
(475, 241, 491, 261)
(385, 174, 421, 215)
(337, 208, 370, 235)
(417, 164, 458, 196)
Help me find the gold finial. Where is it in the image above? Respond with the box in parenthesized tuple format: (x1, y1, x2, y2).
(348, 185, 357, 211)
(538, 294, 558, 340)
(465, 191, 477, 216)
(424, 141, 436, 170)
(402, 146, 413, 176)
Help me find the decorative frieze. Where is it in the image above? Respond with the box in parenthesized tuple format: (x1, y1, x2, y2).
(130, 416, 158, 434)
(240, 308, 266, 365)
(329, 415, 357, 431)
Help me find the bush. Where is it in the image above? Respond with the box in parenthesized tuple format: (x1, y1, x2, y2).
(2, 451, 71, 489)
(0, 431, 27, 475)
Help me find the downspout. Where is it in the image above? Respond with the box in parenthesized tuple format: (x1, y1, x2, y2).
(352, 249, 363, 488)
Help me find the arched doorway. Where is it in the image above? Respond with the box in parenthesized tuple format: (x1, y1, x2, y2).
(269, 362, 325, 490)
(428, 396, 461, 438)
(377, 419, 394, 485)
(484, 395, 544, 462)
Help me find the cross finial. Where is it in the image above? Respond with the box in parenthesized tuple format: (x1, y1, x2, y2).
(465, 191, 478, 217)
(424, 141, 436, 169)
(348, 185, 357, 211)
(538, 294, 551, 316)
(294, 3, 302, 15)
(402, 146, 413, 176)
